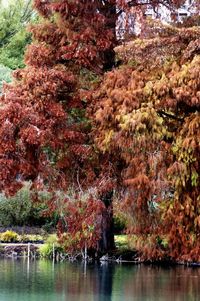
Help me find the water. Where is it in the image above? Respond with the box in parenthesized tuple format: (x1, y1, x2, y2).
(0, 259, 199, 301)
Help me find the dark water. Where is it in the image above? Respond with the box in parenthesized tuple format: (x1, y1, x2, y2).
(0, 259, 200, 301)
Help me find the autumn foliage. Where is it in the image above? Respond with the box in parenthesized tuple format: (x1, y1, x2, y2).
(0, 0, 115, 194)
(0, 0, 117, 252)
(93, 20, 200, 261)
(57, 195, 106, 253)
(0, 0, 199, 261)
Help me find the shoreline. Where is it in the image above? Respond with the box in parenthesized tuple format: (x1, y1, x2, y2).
(0, 243, 200, 267)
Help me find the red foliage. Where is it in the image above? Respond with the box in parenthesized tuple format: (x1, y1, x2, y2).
(57, 196, 106, 252)
(0, 0, 116, 193)
(0, 0, 119, 251)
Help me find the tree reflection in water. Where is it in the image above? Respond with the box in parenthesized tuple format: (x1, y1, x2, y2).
(0, 259, 200, 301)
(54, 262, 114, 301)
(54, 262, 200, 301)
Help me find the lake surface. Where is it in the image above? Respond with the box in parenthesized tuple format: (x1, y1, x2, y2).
(0, 258, 199, 301)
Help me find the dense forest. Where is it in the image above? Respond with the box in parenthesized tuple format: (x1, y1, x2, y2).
(0, 0, 199, 263)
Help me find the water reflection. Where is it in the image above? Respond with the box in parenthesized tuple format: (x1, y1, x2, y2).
(52, 261, 115, 301)
(0, 259, 199, 301)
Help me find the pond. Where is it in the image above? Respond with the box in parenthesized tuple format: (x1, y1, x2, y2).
(0, 258, 199, 301)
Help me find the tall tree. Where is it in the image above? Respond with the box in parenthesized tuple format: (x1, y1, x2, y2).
(0, 0, 198, 255)
(0, 0, 117, 252)
(93, 19, 200, 261)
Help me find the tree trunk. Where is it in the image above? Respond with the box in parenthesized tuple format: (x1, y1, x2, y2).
(96, 264, 115, 301)
(99, 0, 117, 71)
(98, 190, 115, 252)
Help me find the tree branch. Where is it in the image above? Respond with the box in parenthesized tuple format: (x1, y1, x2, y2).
(157, 110, 184, 121)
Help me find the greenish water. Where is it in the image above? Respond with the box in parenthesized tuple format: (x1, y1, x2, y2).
(0, 259, 199, 301)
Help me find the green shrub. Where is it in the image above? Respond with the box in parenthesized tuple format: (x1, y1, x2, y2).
(0, 230, 18, 242)
(39, 234, 63, 258)
(39, 243, 54, 258)
(0, 182, 33, 226)
(18, 234, 44, 243)
(0, 182, 57, 228)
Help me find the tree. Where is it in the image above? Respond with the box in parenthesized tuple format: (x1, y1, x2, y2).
(0, 0, 199, 256)
(92, 19, 200, 262)
(0, 0, 35, 69)
(0, 0, 117, 252)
